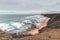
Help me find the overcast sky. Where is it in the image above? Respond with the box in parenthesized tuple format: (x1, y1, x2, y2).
(0, 0, 60, 14)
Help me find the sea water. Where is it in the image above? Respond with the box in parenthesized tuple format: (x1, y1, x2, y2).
(0, 14, 46, 35)
(0, 14, 37, 23)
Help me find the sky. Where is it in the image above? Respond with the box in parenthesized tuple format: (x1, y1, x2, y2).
(0, 0, 60, 14)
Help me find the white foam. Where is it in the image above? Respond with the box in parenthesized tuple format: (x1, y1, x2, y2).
(11, 22, 22, 29)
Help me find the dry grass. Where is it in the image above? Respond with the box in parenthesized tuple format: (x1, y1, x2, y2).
(0, 28, 60, 40)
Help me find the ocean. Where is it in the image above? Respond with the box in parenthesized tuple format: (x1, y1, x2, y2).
(0, 14, 38, 23)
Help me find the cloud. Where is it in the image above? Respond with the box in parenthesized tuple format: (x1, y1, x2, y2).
(0, 0, 60, 14)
